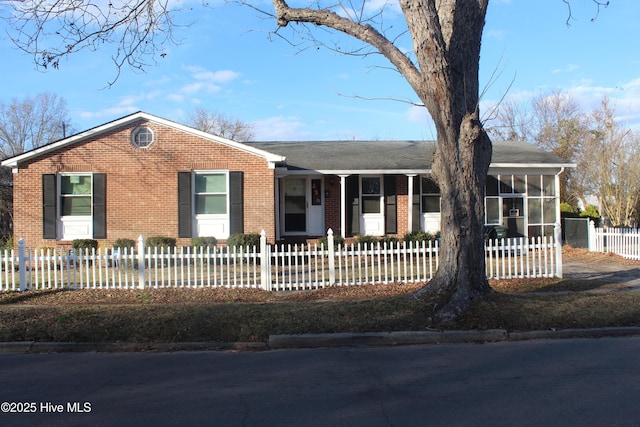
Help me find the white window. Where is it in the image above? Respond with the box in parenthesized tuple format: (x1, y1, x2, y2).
(195, 173, 228, 215)
(420, 176, 440, 213)
(420, 175, 441, 233)
(193, 171, 230, 238)
(132, 126, 154, 148)
(361, 176, 382, 214)
(59, 174, 93, 240)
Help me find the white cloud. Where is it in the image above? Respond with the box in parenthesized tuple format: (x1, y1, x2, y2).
(406, 105, 431, 125)
(252, 116, 311, 141)
(552, 64, 580, 74)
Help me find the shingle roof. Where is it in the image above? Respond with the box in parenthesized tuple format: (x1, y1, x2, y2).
(248, 140, 574, 173)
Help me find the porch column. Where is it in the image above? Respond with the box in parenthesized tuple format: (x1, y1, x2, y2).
(339, 175, 350, 238)
(275, 175, 283, 241)
(406, 174, 417, 233)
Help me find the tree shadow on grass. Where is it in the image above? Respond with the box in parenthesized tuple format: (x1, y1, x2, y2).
(490, 277, 626, 294)
(0, 289, 70, 305)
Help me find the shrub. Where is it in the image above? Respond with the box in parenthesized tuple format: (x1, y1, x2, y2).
(0, 237, 13, 251)
(72, 239, 98, 252)
(146, 236, 176, 250)
(580, 205, 601, 224)
(355, 235, 378, 246)
(227, 233, 261, 250)
(403, 230, 434, 243)
(192, 236, 218, 249)
(560, 202, 579, 218)
(379, 235, 399, 246)
(319, 234, 345, 249)
(113, 238, 136, 250)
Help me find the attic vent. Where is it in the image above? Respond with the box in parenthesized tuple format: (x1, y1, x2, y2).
(132, 126, 154, 148)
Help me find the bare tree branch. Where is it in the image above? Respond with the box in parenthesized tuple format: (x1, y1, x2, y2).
(2, 0, 184, 85)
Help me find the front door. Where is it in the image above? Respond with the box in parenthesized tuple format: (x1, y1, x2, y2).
(282, 176, 324, 236)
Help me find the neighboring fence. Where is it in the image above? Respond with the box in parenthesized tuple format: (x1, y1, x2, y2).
(1, 229, 563, 292)
(589, 222, 640, 260)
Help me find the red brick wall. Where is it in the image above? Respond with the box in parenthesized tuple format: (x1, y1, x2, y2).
(12, 119, 276, 249)
(324, 175, 341, 236)
(396, 175, 410, 237)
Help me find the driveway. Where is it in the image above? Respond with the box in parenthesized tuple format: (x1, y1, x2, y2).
(562, 249, 640, 291)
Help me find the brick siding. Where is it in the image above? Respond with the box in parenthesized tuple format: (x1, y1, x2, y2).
(12, 119, 276, 249)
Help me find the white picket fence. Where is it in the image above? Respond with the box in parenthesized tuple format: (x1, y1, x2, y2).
(0, 229, 562, 292)
(590, 223, 640, 260)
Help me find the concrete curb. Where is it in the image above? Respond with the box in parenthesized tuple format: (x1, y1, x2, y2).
(268, 329, 508, 349)
(0, 341, 267, 354)
(3, 327, 640, 353)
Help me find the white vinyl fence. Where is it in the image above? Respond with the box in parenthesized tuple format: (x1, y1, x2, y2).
(589, 222, 640, 260)
(1, 229, 562, 292)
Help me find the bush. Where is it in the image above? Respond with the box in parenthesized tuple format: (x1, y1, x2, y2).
(113, 238, 136, 250)
(403, 230, 434, 243)
(72, 239, 98, 252)
(318, 234, 345, 249)
(580, 205, 601, 224)
(0, 237, 13, 251)
(146, 236, 176, 250)
(355, 235, 378, 246)
(379, 235, 399, 246)
(560, 202, 579, 218)
(227, 233, 261, 250)
(192, 236, 218, 249)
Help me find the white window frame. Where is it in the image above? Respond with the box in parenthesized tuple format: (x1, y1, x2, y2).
(192, 170, 230, 239)
(420, 175, 441, 233)
(58, 173, 93, 240)
(131, 126, 154, 148)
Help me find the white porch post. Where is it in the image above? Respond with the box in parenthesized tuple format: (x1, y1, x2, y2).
(274, 176, 282, 241)
(339, 175, 349, 238)
(137, 235, 146, 289)
(406, 174, 417, 233)
(555, 222, 563, 278)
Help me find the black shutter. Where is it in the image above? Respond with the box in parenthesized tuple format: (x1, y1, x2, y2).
(384, 175, 397, 234)
(229, 171, 244, 235)
(92, 174, 107, 239)
(346, 175, 359, 236)
(42, 174, 57, 239)
(178, 172, 192, 238)
(412, 176, 421, 232)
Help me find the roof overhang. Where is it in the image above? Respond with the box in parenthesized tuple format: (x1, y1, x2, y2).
(1, 111, 286, 169)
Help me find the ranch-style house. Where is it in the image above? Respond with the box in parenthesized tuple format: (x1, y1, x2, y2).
(1, 111, 575, 249)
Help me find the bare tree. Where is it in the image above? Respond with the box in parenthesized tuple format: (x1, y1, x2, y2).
(187, 108, 255, 142)
(580, 98, 640, 227)
(0, 93, 71, 159)
(3, 0, 179, 85)
(0, 0, 607, 321)
(0, 92, 70, 242)
(533, 91, 589, 205)
(487, 98, 534, 142)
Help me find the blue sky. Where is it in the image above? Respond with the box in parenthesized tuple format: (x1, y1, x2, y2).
(0, 0, 638, 141)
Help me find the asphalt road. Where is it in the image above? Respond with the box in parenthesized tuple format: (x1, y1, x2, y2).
(1, 336, 640, 426)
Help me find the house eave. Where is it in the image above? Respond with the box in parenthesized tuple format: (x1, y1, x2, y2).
(0, 111, 286, 169)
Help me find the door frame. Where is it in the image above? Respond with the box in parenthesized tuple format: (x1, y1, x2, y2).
(279, 175, 324, 236)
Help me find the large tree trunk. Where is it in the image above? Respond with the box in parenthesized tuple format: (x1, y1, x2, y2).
(271, 0, 492, 321)
(414, 113, 493, 323)
(402, 0, 492, 321)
